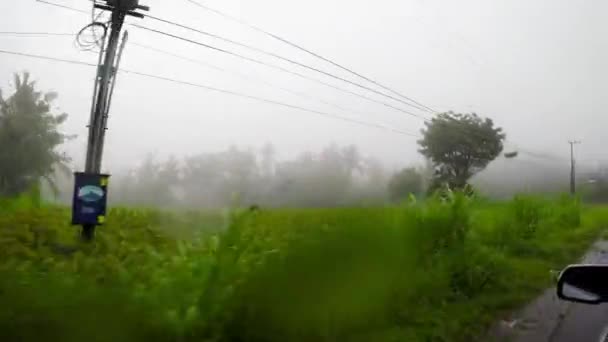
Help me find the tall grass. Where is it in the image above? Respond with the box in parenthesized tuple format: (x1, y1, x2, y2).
(0, 193, 607, 341)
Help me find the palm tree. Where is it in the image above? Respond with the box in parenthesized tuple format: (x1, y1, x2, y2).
(0, 72, 73, 197)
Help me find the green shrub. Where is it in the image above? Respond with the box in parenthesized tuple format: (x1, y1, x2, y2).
(402, 192, 471, 262)
(0, 194, 605, 342)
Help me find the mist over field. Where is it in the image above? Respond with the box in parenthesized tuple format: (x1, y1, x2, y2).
(1, 0, 608, 341)
(2, 0, 608, 175)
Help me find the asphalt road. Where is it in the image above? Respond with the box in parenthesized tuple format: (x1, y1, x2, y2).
(550, 302, 608, 342)
(549, 249, 608, 342)
(488, 241, 608, 342)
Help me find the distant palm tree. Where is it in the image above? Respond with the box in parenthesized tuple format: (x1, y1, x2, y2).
(0, 72, 73, 197)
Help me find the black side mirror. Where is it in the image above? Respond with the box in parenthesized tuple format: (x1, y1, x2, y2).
(557, 264, 608, 304)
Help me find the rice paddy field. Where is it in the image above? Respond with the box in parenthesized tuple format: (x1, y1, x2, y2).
(1, 193, 607, 342)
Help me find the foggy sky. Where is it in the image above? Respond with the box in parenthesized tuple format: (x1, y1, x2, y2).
(1, 0, 607, 174)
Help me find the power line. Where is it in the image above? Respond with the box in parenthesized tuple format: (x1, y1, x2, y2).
(121, 69, 419, 137)
(1, 28, 424, 123)
(0, 31, 74, 36)
(143, 13, 433, 114)
(0, 48, 97, 67)
(2, 31, 491, 145)
(98, 0, 434, 113)
(121, 43, 502, 144)
(33, 0, 431, 119)
(514, 147, 567, 162)
(30, 0, 520, 146)
(0, 30, 103, 52)
(132, 24, 428, 121)
(0, 32, 490, 144)
(131, 42, 403, 127)
(0, 30, 399, 122)
(184, 0, 437, 113)
(1, 44, 566, 166)
(0, 48, 419, 137)
(36, 0, 513, 149)
(0, 33, 502, 144)
(35, 0, 89, 14)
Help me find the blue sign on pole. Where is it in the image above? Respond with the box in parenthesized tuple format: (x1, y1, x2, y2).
(71, 172, 110, 225)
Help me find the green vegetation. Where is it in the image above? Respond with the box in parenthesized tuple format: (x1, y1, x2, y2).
(101, 144, 389, 209)
(1, 193, 607, 342)
(388, 167, 425, 202)
(419, 112, 505, 191)
(0, 72, 72, 197)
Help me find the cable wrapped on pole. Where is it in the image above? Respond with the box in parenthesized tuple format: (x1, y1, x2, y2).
(75, 22, 108, 51)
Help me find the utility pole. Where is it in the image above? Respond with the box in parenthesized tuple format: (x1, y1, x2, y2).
(72, 0, 149, 241)
(569, 140, 581, 195)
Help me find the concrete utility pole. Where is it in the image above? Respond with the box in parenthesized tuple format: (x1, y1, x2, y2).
(73, 0, 149, 241)
(569, 140, 581, 195)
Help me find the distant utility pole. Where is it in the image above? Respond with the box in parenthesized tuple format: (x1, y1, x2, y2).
(569, 140, 581, 195)
(72, 0, 149, 241)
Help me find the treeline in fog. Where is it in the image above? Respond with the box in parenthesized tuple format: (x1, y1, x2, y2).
(107, 144, 397, 208)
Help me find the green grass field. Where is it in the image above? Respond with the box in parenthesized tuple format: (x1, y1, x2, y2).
(1, 193, 607, 341)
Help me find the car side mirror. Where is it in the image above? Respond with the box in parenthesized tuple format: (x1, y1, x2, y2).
(557, 264, 608, 304)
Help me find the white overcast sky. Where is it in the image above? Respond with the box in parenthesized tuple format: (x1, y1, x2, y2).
(0, 0, 607, 173)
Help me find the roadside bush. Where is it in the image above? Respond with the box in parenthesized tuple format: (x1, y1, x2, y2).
(552, 195, 581, 228)
(0, 193, 604, 342)
(202, 208, 404, 342)
(510, 195, 545, 239)
(448, 244, 511, 299)
(402, 192, 471, 262)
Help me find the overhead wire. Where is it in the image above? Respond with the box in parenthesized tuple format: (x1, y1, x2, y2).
(1, 28, 421, 126)
(87, 2, 108, 50)
(0, 28, 402, 124)
(0, 29, 104, 53)
(0, 32, 512, 153)
(515, 148, 567, 163)
(75, 22, 107, 51)
(0, 44, 565, 164)
(132, 24, 428, 121)
(120, 69, 419, 137)
(32, 1, 106, 52)
(38, 0, 534, 154)
(35, 0, 89, 14)
(0, 36, 487, 150)
(33, 0, 432, 118)
(30, 0, 561, 161)
(129, 42, 511, 143)
(131, 42, 403, 126)
(142, 13, 433, 114)
(0, 49, 97, 67)
(0, 31, 74, 36)
(184, 0, 438, 113)
(0, 48, 419, 137)
(0, 32, 503, 146)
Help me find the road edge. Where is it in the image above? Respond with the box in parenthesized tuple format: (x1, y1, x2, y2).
(486, 240, 608, 342)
